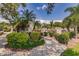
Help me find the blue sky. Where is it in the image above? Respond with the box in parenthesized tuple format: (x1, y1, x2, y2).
(0, 3, 78, 22)
(24, 3, 78, 21)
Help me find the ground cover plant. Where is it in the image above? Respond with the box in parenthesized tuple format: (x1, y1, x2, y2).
(61, 43, 79, 56)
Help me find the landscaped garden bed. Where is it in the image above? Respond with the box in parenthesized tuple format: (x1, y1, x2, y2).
(0, 3, 79, 56)
(0, 33, 67, 56)
(6, 32, 45, 49)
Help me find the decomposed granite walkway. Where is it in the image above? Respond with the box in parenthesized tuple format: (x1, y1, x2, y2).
(28, 37, 67, 56)
(0, 35, 67, 56)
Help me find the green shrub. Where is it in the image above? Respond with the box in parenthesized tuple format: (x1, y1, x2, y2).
(7, 32, 30, 48)
(7, 32, 45, 48)
(54, 32, 59, 38)
(30, 32, 41, 41)
(56, 32, 70, 44)
(61, 40, 79, 56)
(61, 48, 79, 56)
(43, 32, 48, 36)
(27, 38, 45, 48)
(3, 26, 11, 32)
(27, 32, 45, 48)
(49, 32, 54, 37)
(41, 32, 43, 36)
(3, 28, 11, 32)
(69, 32, 75, 39)
(49, 31, 58, 37)
(7, 32, 45, 49)
(62, 43, 79, 56)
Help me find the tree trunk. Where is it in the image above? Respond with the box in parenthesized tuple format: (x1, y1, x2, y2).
(75, 25, 77, 40)
(11, 26, 13, 32)
(67, 27, 70, 32)
(65, 25, 69, 32)
(33, 24, 35, 30)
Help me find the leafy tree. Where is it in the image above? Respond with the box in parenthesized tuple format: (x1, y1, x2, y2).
(0, 3, 20, 32)
(53, 22, 63, 28)
(64, 5, 79, 39)
(0, 3, 36, 32)
(46, 3, 55, 14)
(0, 3, 19, 23)
(63, 16, 73, 31)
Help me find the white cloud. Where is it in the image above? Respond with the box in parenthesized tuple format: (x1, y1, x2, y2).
(35, 19, 50, 24)
(53, 20, 63, 23)
(41, 4, 47, 10)
(36, 7, 41, 10)
(36, 4, 47, 10)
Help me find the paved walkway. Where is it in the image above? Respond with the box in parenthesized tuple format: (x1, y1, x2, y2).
(0, 35, 67, 56)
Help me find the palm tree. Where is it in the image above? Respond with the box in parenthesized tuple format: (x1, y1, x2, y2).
(13, 9, 36, 32)
(63, 16, 73, 31)
(33, 21, 41, 30)
(22, 9, 36, 22)
(64, 5, 79, 39)
(50, 20, 54, 29)
(22, 9, 36, 31)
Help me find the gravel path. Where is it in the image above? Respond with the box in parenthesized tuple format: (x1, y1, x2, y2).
(0, 35, 67, 56)
(0, 32, 8, 48)
(28, 37, 67, 56)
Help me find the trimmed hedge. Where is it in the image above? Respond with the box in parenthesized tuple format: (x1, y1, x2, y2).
(7, 32, 30, 48)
